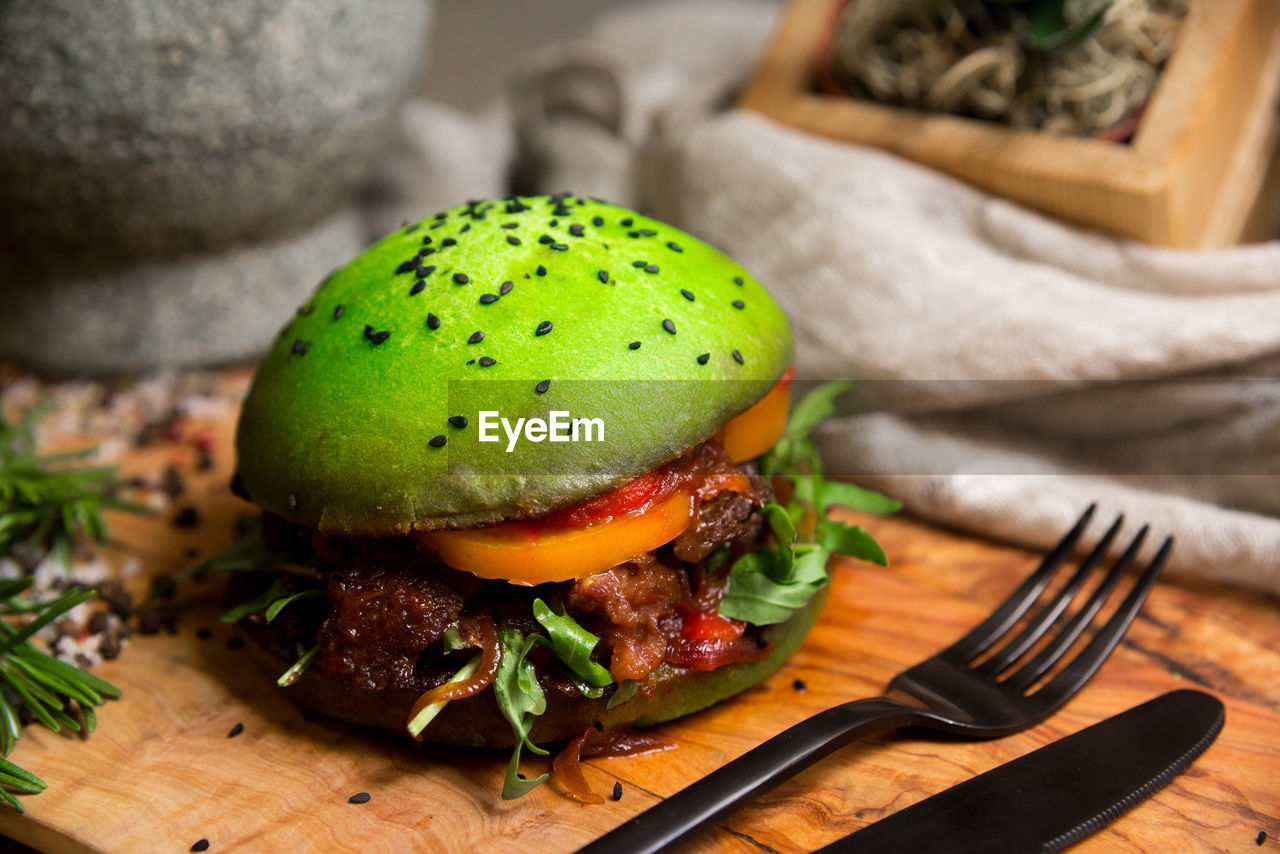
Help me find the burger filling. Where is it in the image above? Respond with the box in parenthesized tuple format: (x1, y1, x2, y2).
(236, 439, 773, 697)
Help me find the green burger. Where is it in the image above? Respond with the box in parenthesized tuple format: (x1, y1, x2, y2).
(225, 194, 896, 799)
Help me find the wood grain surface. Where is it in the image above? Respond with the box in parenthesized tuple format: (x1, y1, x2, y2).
(0, 371, 1277, 852)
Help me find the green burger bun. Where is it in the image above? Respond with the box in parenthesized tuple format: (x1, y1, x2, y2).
(235, 195, 794, 536)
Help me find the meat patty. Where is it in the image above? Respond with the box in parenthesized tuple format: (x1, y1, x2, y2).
(315, 567, 465, 692)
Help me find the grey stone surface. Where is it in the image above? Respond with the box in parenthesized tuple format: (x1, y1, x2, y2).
(0, 0, 432, 372)
(0, 0, 431, 261)
(0, 208, 367, 374)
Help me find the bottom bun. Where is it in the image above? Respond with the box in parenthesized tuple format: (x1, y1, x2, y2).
(242, 584, 831, 747)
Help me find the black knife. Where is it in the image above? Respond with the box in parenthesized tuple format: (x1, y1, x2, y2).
(817, 689, 1224, 853)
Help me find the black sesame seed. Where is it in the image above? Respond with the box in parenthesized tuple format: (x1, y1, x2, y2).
(410, 280, 426, 296)
(732, 349, 744, 364)
(291, 337, 306, 355)
(637, 229, 657, 237)
(428, 435, 447, 448)
(228, 722, 244, 738)
(628, 341, 641, 350)
(468, 331, 484, 344)
(612, 782, 623, 801)
(632, 260, 647, 268)
(592, 216, 604, 227)
(627, 231, 640, 238)
(696, 353, 710, 365)
(539, 235, 554, 245)
(426, 313, 440, 330)
(732, 300, 745, 309)
(667, 241, 683, 252)
(597, 270, 609, 283)
(550, 243, 568, 251)
(621, 218, 633, 226)
(536, 265, 547, 277)
(535, 321, 553, 336)
(431, 221, 446, 229)
(405, 223, 420, 234)
(792, 678, 807, 692)
(569, 224, 585, 237)
(466, 359, 476, 365)
(435, 211, 448, 219)
(478, 357, 497, 367)
(421, 235, 432, 245)
(441, 238, 457, 247)
(453, 273, 469, 285)
(460, 224, 471, 233)
(191, 840, 210, 852)
(479, 294, 499, 305)
(395, 260, 416, 275)
(416, 265, 436, 278)
(333, 304, 345, 319)
(535, 379, 550, 394)
(549, 219, 559, 227)
(502, 222, 518, 229)
(419, 247, 435, 256)
(662, 319, 676, 334)
(645, 264, 659, 274)
(349, 793, 372, 805)
(370, 330, 391, 346)
(448, 416, 468, 429)
(681, 289, 694, 301)
(500, 281, 514, 295)
(734, 276, 744, 286)
(507, 235, 521, 246)
(363, 324, 374, 340)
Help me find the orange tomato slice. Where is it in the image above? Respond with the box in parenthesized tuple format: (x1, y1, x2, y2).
(416, 487, 695, 586)
(720, 368, 793, 463)
(415, 369, 794, 584)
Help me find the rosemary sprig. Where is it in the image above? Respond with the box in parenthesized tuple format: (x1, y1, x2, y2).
(0, 400, 134, 810)
(0, 399, 148, 567)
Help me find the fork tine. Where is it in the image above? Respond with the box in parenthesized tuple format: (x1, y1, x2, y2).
(939, 503, 1096, 665)
(1004, 525, 1149, 692)
(974, 515, 1126, 678)
(1028, 536, 1172, 706)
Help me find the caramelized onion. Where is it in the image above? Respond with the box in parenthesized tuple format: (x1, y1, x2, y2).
(552, 730, 606, 805)
(580, 725, 676, 759)
(405, 615, 500, 736)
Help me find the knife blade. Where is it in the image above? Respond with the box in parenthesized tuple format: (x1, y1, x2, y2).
(817, 689, 1224, 854)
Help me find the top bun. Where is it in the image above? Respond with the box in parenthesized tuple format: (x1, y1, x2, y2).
(235, 195, 793, 536)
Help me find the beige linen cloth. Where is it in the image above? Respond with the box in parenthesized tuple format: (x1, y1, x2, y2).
(371, 1, 1280, 593)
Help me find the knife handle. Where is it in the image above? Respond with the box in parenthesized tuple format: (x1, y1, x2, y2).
(577, 697, 920, 854)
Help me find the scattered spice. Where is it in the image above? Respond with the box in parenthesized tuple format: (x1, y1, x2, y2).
(612, 782, 623, 801)
(172, 505, 200, 529)
(191, 839, 210, 852)
(792, 678, 808, 693)
(227, 722, 244, 738)
(349, 792, 372, 804)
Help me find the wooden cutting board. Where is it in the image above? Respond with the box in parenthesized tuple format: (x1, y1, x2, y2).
(0, 372, 1276, 853)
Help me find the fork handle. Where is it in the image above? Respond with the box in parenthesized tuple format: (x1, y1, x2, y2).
(577, 697, 920, 854)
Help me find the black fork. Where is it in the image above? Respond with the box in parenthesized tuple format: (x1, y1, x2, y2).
(578, 505, 1172, 854)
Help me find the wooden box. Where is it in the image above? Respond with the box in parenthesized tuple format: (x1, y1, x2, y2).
(740, 0, 1280, 247)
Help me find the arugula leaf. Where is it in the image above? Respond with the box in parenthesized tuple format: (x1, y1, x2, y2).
(606, 679, 639, 710)
(530, 599, 613, 689)
(494, 628, 550, 799)
(405, 653, 482, 738)
(818, 519, 889, 566)
(718, 381, 897, 626)
(219, 579, 288, 624)
(806, 477, 901, 516)
(263, 588, 324, 623)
